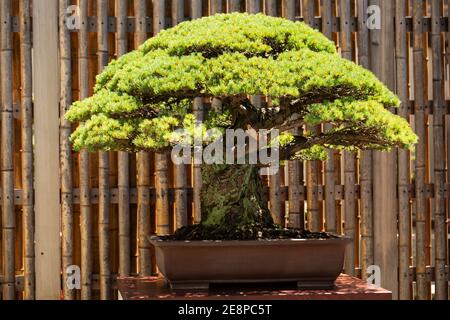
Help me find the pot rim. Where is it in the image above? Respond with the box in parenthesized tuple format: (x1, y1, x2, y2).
(148, 235, 352, 247)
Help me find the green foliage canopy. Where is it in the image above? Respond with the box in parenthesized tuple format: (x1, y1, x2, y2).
(66, 13, 417, 159)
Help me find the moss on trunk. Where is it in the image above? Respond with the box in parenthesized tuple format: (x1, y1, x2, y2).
(200, 164, 274, 231)
(167, 164, 337, 240)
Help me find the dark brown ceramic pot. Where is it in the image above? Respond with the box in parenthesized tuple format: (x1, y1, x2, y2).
(149, 236, 352, 290)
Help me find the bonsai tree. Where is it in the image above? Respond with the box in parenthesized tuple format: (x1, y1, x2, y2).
(66, 13, 417, 240)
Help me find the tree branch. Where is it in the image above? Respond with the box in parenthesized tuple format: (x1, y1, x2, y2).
(279, 126, 392, 160)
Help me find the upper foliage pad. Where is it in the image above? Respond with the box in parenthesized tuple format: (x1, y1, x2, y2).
(66, 13, 417, 156)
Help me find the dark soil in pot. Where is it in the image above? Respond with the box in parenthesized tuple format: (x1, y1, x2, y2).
(159, 223, 338, 241)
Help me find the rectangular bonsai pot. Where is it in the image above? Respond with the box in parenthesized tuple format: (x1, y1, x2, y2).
(149, 236, 352, 290)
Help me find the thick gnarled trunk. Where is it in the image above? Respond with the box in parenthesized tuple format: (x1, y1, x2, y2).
(200, 164, 274, 231)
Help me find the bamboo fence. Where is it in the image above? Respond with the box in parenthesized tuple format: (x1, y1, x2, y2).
(0, 0, 449, 300)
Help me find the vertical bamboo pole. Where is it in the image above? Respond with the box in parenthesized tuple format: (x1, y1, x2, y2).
(116, 0, 131, 277)
(339, 0, 355, 276)
(68, 20, 82, 291)
(98, 0, 111, 299)
(1, 0, 15, 300)
(296, 0, 305, 229)
(154, 0, 170, 236)
(107, 5, 119, 282)
(256, 2, 282, 223)
(12, 2, 22, 297)
(116, 0, 128, 56)
(246, 0, 261, 13)
(423, 6, 432, 277)
(172, 0, 184, 26)
(33, 0, 61, 299)
(192, 0, 203, 20)
(269, 154, 282, 225)
(283, 1, 304, 230)
(210, 0, 223, 14)
(153, 0, 166, 35)
(208, 0, 223, 223)
(148, 0, 164, 267)
(78, 0, 93, 300)
(288, 161, 304, 229)
(321, 0, 336, 234)
(247, 0, 262, 117)
(59, 0, 74, 301)
(316, 1, 325, 239)
(247, 0, 263, 118)
(228, 0, 241, 12)
(301, 0, 314, 27)
(302, 0, 321, 232)
(282, 0, 295, 20)
(431, 0, 448, 300)
(136, 170, 152, 274)
(19, 0, 34, 300)
(174, 167, 188, 228)
(395, 0, 412, 300)
(191, 0, 203, 224)
(135, 0, 152, 275)
(192, 94, 203, 225)
(413, 0, 428, 300)
(330, 0, 340, 236)
(172, 0, 188, 229)
(357, 0, 373, 281)
(446, 0, 450, 286)
(265, 0, 277, 15)
(370, 0, 398, 299)
(155, 152, 170, 235)
(207, 0, 225, 223)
